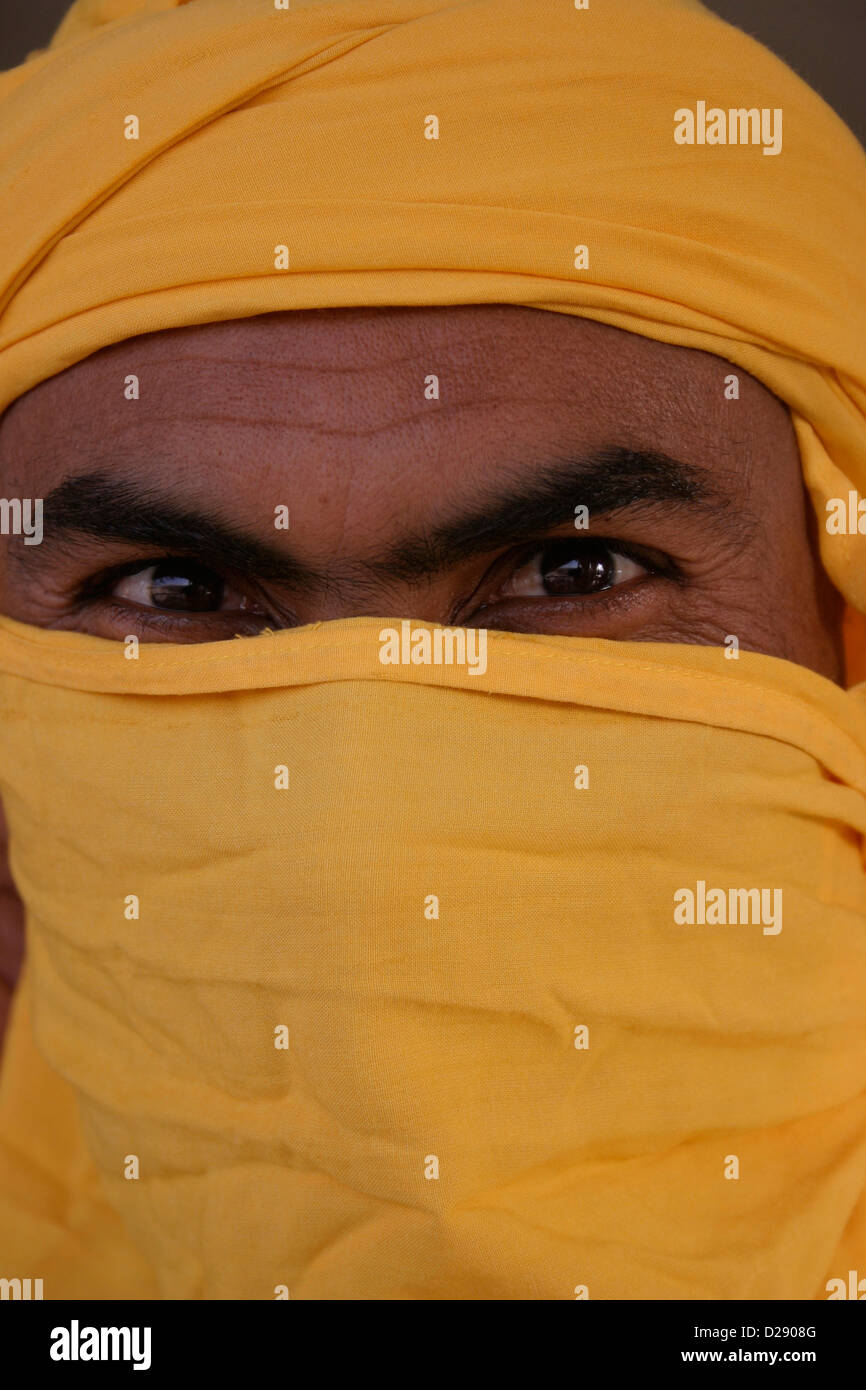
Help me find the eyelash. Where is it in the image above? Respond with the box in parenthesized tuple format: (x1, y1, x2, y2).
(479, 535, 680, 606)
(97, 596, 237, 637)
(74, 535, 679, 624)
(73, 558, 270, 634)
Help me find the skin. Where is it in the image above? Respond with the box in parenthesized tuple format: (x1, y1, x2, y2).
(0, 304, 846, 1037)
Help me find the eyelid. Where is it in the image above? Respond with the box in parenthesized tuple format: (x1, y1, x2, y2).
(75, 554, 195, 601)
(72, 535, 681, 619)
(96, 595, 271, 639)
(501, 534, 682, 585)
(74, 553, 275, 624)
(560, 534, 681, 578)
(453, 533, 681, 627)
(76, 553, 258, 604)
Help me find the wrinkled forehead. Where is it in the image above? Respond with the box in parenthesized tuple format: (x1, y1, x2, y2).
(0, 306, 796, 505)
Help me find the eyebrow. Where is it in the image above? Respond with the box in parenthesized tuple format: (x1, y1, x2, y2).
(16, 448, 731, 591)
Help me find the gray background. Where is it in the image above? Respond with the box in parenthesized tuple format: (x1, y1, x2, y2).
(1, 0, 864, 146)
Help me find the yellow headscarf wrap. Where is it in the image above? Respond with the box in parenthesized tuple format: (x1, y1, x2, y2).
(1, 0, 866, 1303)
(0, 0, 865, 614)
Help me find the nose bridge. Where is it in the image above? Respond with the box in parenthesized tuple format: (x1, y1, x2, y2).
(273, 568, 463, 627)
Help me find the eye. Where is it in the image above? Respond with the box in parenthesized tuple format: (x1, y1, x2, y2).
(110, 560, 257, 613)
(499, 538, 649, 599)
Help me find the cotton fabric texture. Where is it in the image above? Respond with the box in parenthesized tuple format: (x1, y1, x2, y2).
(0, 0, 865, 1300)
(0, 620, 865, 1299)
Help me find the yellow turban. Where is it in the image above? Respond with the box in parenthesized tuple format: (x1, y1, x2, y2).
(1, 0, 865, 626)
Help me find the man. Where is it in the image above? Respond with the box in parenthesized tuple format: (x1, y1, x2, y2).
(0, 307, 847, 668)
(0, 0, 864, 1300)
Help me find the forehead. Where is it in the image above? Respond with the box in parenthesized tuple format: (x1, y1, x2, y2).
(0, 304, 792, 512)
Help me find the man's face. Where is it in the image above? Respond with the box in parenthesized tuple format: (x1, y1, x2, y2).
(0, 304, 845, 681)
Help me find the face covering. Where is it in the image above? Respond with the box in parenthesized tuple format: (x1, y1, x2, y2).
(0, 615, 865, 1300)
